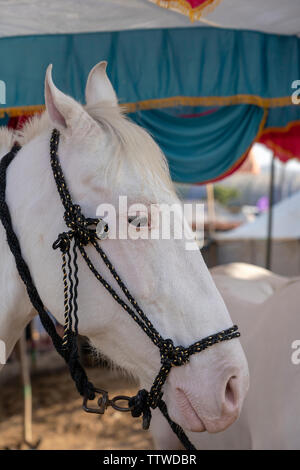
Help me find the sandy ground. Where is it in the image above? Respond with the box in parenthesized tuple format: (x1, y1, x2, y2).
(0, 352, 153, 450)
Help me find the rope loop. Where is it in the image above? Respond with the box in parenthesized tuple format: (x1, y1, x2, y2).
(52, 231, 73, 253)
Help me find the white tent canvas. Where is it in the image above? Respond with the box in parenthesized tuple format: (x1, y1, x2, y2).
(216, 191, 300, 241)
(0, 0, 299, 38)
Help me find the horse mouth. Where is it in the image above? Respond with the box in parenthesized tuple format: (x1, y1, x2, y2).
(175, 388, 206, 432)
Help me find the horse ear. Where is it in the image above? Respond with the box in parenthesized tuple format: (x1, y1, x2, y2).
(45, 64, 84, 129)
(85, 61, 118, 107)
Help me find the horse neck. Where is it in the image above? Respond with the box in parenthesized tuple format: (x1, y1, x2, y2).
(0, 155, 33, 364)
(0, 127, 88, 363)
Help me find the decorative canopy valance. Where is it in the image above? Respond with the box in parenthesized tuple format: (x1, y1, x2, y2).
(148, 0, 222, 22)
(0, 26, 299, 182)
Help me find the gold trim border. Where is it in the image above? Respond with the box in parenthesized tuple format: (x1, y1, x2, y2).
(259, 119, 300, 162)
(0, 94, 295, 118)
(0, 104, 45, 119)
(149, 0, 222, 22)
(123, 95, 293, 112)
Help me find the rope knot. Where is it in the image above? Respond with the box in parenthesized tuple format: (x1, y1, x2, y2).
(129, 389, 152, 430)
(160, 339, 190, 367)
(64, 204, 96, 246)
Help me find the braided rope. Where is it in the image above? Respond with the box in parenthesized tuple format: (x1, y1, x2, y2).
(61, 251, 70, 347)
(0, 144, 95, 401)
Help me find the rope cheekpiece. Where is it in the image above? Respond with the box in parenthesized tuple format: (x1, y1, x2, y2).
(0, 129, 241, 451)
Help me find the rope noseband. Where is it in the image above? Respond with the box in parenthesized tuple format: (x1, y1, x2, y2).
(0, 129, 240, 450)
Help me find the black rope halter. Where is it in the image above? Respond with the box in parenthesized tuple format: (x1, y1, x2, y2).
(0, 129, 241, 450)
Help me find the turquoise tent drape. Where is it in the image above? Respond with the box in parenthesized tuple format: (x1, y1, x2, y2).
(0, 26, 299, 182)
(130, 105, 265, 182)
(0, 27, 299, 109)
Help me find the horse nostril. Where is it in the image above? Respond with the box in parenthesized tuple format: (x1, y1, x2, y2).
(224, 376, 239, 411)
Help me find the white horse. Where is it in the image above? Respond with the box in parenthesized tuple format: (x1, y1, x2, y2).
(152, 264, 300, 449)
(0, 62, 249, 448)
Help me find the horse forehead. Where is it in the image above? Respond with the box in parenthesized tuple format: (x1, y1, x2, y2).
(79, 170, 168, 207)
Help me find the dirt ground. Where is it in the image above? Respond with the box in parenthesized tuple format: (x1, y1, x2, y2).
(0, 352, 153, 450)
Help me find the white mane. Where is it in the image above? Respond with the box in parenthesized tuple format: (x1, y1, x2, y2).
(16, 111, 50, 146)
(16, 103, 174, 193)
(0, 127, 15, 156)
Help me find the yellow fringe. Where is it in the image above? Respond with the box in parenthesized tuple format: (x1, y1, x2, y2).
(149, 0, 222, 22)
(0, 104, 44, 119)
(0, 95, 294, 119)
(122, 95, 293, 113)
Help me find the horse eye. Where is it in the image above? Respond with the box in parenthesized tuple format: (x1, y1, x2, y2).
(128, 215, 148, 228)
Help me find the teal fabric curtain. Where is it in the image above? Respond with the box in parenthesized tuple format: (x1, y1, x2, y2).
(0, 26, 299, 183)
(266, 106, 300, 129)
(130, 105, 264, 182)
(0, 27, 299, 109)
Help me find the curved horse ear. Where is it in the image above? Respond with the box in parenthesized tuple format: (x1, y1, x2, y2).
(85, 61, 118, 107)
(45, 64, 85, 130)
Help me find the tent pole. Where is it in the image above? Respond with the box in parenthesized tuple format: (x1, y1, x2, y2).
(206, 183, 216, 237)
(206, 183, 217, 267)
(266, 151, 275, 270)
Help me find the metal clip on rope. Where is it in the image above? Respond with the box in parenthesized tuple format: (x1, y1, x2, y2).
(83, 389, 134, 414)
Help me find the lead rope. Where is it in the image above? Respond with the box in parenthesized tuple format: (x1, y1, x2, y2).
(0, 144, 96, 401)
(0, 130, 241, 451)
